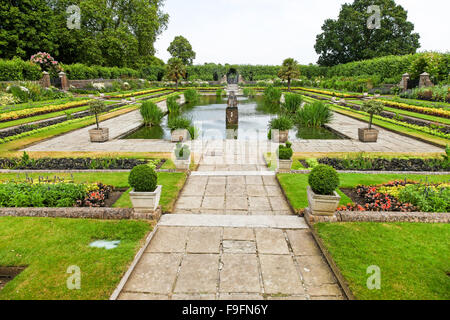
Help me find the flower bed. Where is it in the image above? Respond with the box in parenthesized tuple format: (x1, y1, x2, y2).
(338, 180, 449, 213)
(374, 99, 450, 119)
(0, 100, 93, 122)
(293, 87, 363, 98)
(0, 179, 113, 208)
(317, 157, 449, 172)
(0, 156, 159, 170)
(105, 88, 168, 99)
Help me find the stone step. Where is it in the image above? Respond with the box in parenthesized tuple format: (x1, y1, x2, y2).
(159, 214, 308, 229)
(191, 171, 275, 176)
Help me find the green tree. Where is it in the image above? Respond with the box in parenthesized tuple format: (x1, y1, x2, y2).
(0, 0, 59, 59)
(167, 36, 196, 66)
(166, 58, 186, 89)
(314, 0, 420, 66)
(278, 58, 300, 91)
(0, 0, 169, 68)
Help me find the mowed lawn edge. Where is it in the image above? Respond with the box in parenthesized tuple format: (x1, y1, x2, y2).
(0, 216, 152, 300)
(314, 222, 450, 300)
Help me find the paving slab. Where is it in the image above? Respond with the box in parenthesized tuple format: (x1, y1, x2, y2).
(146, 227, 189, 253)
(174, 254, 219, 294)
(160, 214, 308, 229)
(222, 240, 257, 254)
(255, 229, 289, 255)
(259, 254, 305, 295)
(219, 254, 261, 293)
(123, 253, 182, 294)
(223, 228, 255, 241)
(186, 227, 222, 253)
(286, 229, 322, 256)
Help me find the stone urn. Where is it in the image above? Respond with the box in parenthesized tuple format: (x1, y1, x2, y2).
(129, 185, 162, 211)
(171, 129, 189, 142)
(277, 159, 293, 172)
(307, 186, 341, 216)
(174, 156, 191, 171)
(89, 128, 109, 143)
(271, 130, 289, 143)
(358, 128, 379, 143)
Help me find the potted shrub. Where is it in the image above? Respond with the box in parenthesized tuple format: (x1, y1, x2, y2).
(307, 165, 341, 216)
(269, 115, 293, 143)
(173, 143, 191, 170)
(277, 142, 293, 172)
(128, 165, 162, 212)
(88, 100, 109, 142)
(359, 100, 384, 142)
(168, 116, 191, 142)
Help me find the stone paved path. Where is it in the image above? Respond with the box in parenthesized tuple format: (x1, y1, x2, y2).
(118, 225, 343, 300)
(116, 139, 345, 300)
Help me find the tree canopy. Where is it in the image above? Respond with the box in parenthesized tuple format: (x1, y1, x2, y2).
(314, 0, 420, 66)
(0, 0, 169, 68)
(278, 58, 300, 91)
(167, 36, 196, 66)
(166, 57, 186, 89)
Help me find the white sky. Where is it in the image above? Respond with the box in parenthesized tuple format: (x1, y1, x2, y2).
(154, 0, 450, 65)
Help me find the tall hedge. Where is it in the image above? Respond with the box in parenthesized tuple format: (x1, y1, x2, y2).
(0, 58, 42, 81)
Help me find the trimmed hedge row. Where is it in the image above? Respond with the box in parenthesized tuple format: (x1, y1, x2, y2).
(0, 58, 42, 81)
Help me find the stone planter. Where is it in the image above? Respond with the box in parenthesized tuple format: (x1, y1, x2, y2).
(89, 128, 109, 143)
(358, 128, 379, 143)
(271, 129, 289, 143)
(307, 186, 341, 217)
(171, 129, 189, 142)
(129, 185, 162, 212)
(174, 157, 191, 171)
(277, 159, 293, 172)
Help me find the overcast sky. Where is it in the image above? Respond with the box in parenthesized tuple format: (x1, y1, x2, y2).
(154, 0, 450, 65)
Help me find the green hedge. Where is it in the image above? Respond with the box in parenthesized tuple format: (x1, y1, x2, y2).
(0, 58, 42, 81)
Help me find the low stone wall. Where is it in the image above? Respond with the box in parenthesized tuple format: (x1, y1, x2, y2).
(0, 207, 161, 220)
(304, 208, 450, 224)
(68, 79, 117, 89)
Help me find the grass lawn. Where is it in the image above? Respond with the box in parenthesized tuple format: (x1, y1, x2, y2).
(315, 222, 450, 300)
(0, 171, 187, 213)
(277, 173, 450, 211)
(0, 216, 151, 300)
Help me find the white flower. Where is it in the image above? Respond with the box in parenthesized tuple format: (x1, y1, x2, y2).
(19, 86, 30, 93)
(93, 83, 106, 90)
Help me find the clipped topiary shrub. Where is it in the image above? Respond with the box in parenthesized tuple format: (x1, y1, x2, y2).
(308, 164, 339, 195)
(277, 143, 293, 160)
(128, 165, 158, 192)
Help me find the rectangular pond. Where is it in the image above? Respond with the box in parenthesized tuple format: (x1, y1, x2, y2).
(123, 95, 347, 141)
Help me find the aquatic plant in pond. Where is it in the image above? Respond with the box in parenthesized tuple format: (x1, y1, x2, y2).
(283, 93, 303, 114)
(295, 102, 333, 127)
(184, 89, 199, 104)
(140, 101, 164, 127)
(167, 95, 181, 114)
(269, 115, 294, 131)
(167, 116, 192, 131)
(263, 86, 282, 108)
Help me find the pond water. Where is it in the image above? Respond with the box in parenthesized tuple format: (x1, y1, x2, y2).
(123, 96, 346, 141)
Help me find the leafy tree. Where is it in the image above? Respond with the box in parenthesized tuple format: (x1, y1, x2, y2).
(0, 0, 59, 59)
(278, 58, 300, 91)
(167, 36, 196, 66)
(166, 58, 186, 89)
(315, 0, 420, 66)
(0, 0, 169, 68)
(361, 100, 384, 129)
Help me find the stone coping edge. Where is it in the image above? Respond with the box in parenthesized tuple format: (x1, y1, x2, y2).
(303, 215, 355, 301)
(290, 170, 450, 175)
(0, 169, 178, 173)
(304, 209, 450, 224)
(109, 224, 160, 300)
(0, 207, 162, 220)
